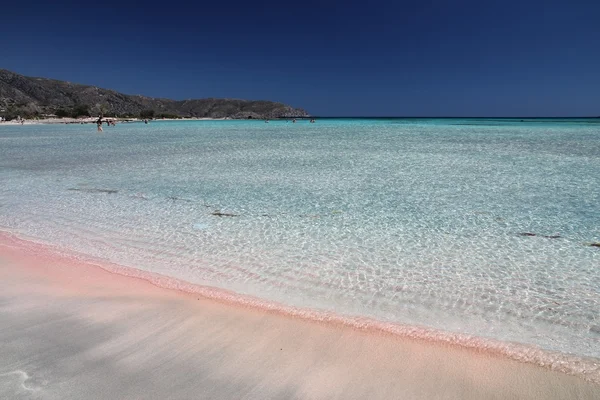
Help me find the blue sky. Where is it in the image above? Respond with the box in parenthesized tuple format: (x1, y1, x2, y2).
(1, 0, 599, 116)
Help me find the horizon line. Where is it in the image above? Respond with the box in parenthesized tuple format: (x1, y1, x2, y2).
(306, 116, 600, 119)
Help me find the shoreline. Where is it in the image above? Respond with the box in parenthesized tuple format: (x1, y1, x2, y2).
(1, 230, 599, 399)
(0, 117, 228, 125)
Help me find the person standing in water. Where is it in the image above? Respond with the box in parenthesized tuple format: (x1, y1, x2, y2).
(96, 116, 103, 132)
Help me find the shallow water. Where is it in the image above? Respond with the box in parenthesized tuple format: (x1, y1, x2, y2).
(1, 118, 599, 359)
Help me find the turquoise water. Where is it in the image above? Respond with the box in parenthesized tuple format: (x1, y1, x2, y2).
(1, 118, 599, 360)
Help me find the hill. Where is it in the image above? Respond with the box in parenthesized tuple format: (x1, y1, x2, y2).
(0, 69, 309, 120)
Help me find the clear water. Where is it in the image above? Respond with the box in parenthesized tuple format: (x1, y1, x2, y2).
(1, 118, 599, 359)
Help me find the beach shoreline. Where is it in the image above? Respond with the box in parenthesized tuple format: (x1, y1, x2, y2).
(1, 231, 599, 399)
(0, 117, 227, 125)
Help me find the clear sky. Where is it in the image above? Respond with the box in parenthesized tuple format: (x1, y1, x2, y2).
(1, 0, 599, 116)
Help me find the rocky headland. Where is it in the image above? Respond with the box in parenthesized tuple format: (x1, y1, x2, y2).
(0, 69, 309, 120)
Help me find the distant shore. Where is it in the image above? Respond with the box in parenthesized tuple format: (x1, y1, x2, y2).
(0, 116, 228, 125)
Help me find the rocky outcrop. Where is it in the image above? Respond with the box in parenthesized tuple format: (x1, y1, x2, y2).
(0, 69, 309, 119)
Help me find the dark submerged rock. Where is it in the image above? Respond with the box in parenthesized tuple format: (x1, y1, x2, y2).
(68, 188, 118, 194)
(211, 211, 239, 217)
(518, 232, 561, 239)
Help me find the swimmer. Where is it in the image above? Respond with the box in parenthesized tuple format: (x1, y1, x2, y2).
(96, 116, 103, 132)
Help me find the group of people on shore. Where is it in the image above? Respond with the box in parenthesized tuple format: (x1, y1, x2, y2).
(96, 116, 150, 131)
(264, 118, 316, 124)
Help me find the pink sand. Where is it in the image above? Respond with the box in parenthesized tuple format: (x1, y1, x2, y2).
(0, 232, 599, 399)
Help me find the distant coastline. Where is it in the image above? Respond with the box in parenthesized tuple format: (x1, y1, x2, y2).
(0, 69, 309, 121)
(2, 116, 598, 126)
(0, 116, 229, 125)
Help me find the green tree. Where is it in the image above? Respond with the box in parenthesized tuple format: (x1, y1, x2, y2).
(90, 103, 110, 117)
(157, 113, 180, 119)
(55, 109, 69, 118)
(71, 104, 90, 117)
(140, 109, 155, 119)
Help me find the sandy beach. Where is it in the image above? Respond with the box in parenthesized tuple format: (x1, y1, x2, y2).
(0, 232, 598, 400)
(0, 117, 134, 125)
(0, 117, 225, 125)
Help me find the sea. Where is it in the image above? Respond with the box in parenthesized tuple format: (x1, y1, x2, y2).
(1, 118, 599, 367)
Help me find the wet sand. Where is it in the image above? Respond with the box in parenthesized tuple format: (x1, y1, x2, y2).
(1, 234, 599, 399)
